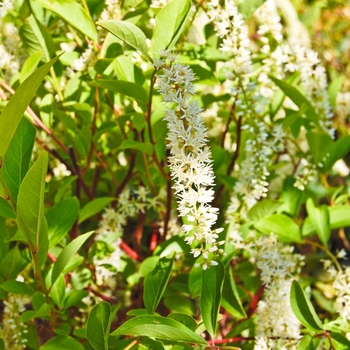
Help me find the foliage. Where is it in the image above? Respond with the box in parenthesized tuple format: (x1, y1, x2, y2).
(0, 0, 350, 349)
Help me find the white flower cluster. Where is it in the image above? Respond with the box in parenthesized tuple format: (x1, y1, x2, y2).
(0, 0, 13, 18)
(155, 50, 224, 269)
(207, 0, 252, 77)
(0, 294, 29, 349)
(326, 264, 350, 322)
(99, 0, 121, 21)
(52, 162, 71, 180)
(253, 235, 303, 349)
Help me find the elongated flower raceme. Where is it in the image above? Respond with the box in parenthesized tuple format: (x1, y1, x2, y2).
(155, 50, 224, 269)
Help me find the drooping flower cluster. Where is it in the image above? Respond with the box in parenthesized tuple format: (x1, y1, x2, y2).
(0, 294, 30, 349)
(207, 0, 252, 77)
(253, 235, 303, 349)
(155, 50, 224, 269)
(325, 263, 350, 322)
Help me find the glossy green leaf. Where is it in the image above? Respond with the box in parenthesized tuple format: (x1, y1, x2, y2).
(90, 79, 148, 104)
(79, 197, 115, 224)
(168, 313, 197, 332)
(110, 315, 207, 345)
(297, 334, 320, 350)
(86, 301, 111, 350)
(119, 139, 154, 155)
(50, 273, 66, 307)
(200, 260, 225, 337)
(17, 152, 48, 266)
(138, 336, 166, 350)
(254, 214, 302, 243)
(20, 51, 42, 83)
(0, 280, 33, 295)
(27, 14, 53, 61)
(63, 290, 89, 310)
(306, 132, 333, 164)
(51, 231, 94, 287)
(290, 280, 323, 332)
(41, 335, 85, 350)
(36, 0, 97, 41)
(0, 197, 15, 218)
(2, 118, 36, 204)
(21, 302, 51, 322)
(144, 253, 174, 314)
(306, 199, 330, 245)
(0, 246, 29, 280)
(96, 20, 151, 61)
(222, 266, 246, 319)
(330, 332, 350, 349)
(152, 0, 191, 54)
(47, 197, 80, 248)
(324, 136, 350, 171)
(269, 76, 319, 124)
(329, 205, 350, 229)
(0, 56, 59, 162)
(247, 199, 282, 221)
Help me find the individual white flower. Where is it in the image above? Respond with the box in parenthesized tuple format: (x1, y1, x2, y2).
(155, 50, 224, 268)
(52, 162, 71, 180)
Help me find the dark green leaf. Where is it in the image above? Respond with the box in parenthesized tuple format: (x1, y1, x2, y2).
(0, 280, 33, 295)
(79, 197, 115, 224)
(41, 335, 85, 350)
(330, 332, 350, 350)
(119, 139, 154, 155)
(96, 20, 151, 61)
(152, 0, 191, 54)
(17, 152, 48, 266)
(144, 253, 174, 314)
(0, 197, 15, 218)
(47, 197, 80, 248)
(2, 118, 36, 203)
(90, 79, 148, 104)
(290, 280, 323, 332)
(36, 0, 97, 41)
(200, 260, 225, 337)
(222, 266, 246, 319)
(168, 313, 197, 332)
(324, 136, 350, 171)
(306, 199, 330, 245)
(0, 56, 59, 162)
(86, 301, 111, 350)
(21, 302, 51, 322)
(269, 76, 319, 124)
(306, 132, 333, 165)
(110, 315, 207, 345)
(51, 231, 94, 287)
(297, 334, 320, 350)
(254, 214, 302, 243)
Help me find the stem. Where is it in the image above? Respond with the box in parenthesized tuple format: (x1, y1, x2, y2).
(304, 240, 342, 271)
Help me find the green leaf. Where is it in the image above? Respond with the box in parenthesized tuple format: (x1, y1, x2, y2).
(96, 20, 151, 61)
(328, 75, 344, 108)
(144, 253, 174, 314)
(238, 0, 265, 20)
(79, 197, 115, 224)
(21, 302, 51, 322)
(27, 14, 53, 61)
(306, 199, 330, 245)
(138, 336, 166, 350)
(17, 152, 48, 266)
(330, 332, 350, 349)
(110, 315, 207, 345)
(324, 136, 350, 171)
(20, 51, 42, 83)
(90, 79, 148, 104)
(0, 280, 33, 295)
(306, 132, 333, 165)
(119, 139, 154, 155)
(200, 260, 225, 337)
(290, 280, 323, 332)
(0, 246, 29, 280)
(152, 0, 191, 54)
(47, 197, 80, 248)
(2, 118, 36, 204)
(247, 199, 282, 221)
(41, 335, 85, 350)
(297, 334, 320, 350)
(269, 76, 319, 124)
(0, 197, 15, 218)
(51, 231, 94, 287)
(86, 301, 111, 350)
(329, 205, 350, 229)
(254, 214, 302, 243)
(36, 0, 97, 41)
(0, 55, 59, 162)
(168, 313, 197, 332)
(222, 266, 246, 319)
(63, 290, 89, 309)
